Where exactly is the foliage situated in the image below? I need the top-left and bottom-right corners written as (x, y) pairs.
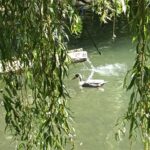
top-left (1, 0), bottom-right (150, 150)
top-left (92, 0), bottom-right (125, 39)
top-left (0, 0), bottom-right (81, 149)
top-left (115, 0), bottom-right (150, 150)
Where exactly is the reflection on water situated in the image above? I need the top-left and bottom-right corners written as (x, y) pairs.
top-left (94, 63), bottom-right (127, 76)
top-left (83, 62), bottom-right (127, 77)
top-left (84, 56), bottom-right (127, 82)
top-left (86, 57), bottom-right (95, 80)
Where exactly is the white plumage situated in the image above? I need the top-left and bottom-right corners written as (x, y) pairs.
top-left (72, 73), bottom-right (107, 88)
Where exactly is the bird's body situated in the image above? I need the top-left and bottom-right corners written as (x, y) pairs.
top-left (72, 73), bottom-right (107, 88)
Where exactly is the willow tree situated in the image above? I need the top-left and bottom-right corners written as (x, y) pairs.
top-left (0, 0), bottom-right (82, 149)
top-left (117, 0), bottom-right (150, 150)
top-left (1, 0), bottom-right (150, 150)
top-left (85, 1), bottom-right (150, 149)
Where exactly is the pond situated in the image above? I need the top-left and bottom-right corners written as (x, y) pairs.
top-left (67, 23), bottom-right (142, 150)
top-left (0, 23), bottom-right (143, 150)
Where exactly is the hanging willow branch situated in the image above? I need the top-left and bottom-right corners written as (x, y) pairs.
top-left (0, 0), bottom-right (81, 149)
top-left (116, 0), bottom-right (150, 150)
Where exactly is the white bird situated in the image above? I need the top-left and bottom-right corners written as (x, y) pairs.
top-left (72, 73), bottom-right (107, 88)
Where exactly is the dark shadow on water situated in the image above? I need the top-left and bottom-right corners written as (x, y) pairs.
top-left (68, 14), bottom-right (131, 54)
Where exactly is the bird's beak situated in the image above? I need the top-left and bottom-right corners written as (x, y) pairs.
top-left (72, 76), bottom-right (76, 80)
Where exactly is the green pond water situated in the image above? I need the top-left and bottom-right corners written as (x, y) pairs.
top-left (67, 26), bottom-right (143, 150)
top-left (0, 24), bottom-right (143, 150)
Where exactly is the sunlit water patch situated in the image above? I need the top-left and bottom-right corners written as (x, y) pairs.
top-left (94, 63), bottom-right (127, 76)
top-left (82, 62), bottom-right (127, 78)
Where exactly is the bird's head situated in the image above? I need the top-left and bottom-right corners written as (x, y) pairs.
top-left (72, 73), bottom-right (82, 81)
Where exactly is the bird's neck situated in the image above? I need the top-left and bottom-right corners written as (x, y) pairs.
top-left (78, 75), bottom-right (82, 81)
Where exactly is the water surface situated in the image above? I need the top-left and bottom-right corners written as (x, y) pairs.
top-left (0, 24), bottom-right (143, 150)
top-left (67, 34), bottom-right (142, 150)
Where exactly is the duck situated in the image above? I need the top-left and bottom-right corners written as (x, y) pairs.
top-left (72, 73), bottom-right (107, 88)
